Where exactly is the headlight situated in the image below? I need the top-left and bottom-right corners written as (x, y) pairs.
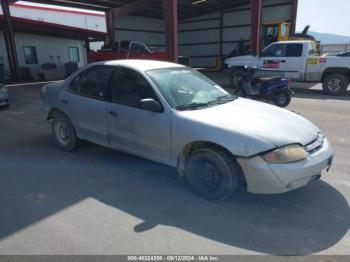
top-left (262, 144), bottom-right (307, 163)
top-left (0, 87), bottom-right (8, 93)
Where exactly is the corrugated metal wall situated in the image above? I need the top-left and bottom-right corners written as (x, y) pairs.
top-left (111, 0), bottom-right (293, 68)
top-left (0, 0), bottom-right (294, 77)
top-left (179, 12), bottom-right (221, 68)
top-left (114, 15), bottom-right (165, 47)
top-left (0, 32), bottom-right (86, 80)
top-left (180, 0), bottom-right (293, 67)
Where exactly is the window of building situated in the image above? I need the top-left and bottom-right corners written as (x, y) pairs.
top-left (23, 46), bottom-right (38, 64)
top-left (69, 47), bottom-right (80, 62)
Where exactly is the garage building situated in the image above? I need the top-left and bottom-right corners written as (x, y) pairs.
top-left (0, 3), bottom-right (107, 81)
top-left (1, 0), bottom-right (298, 80)
top-left (0, 16), bottom-right (106, 80)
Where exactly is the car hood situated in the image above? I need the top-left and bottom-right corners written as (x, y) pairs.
top-left (179, 98), bottom-right (319, 148)
top-left (225, 55), bottom-right (258, 66)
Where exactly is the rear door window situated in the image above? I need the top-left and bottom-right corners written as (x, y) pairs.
top-left (286, 44), bottom-right (303, 57)
top-left (68, 66), bottom-right (115, 100)
top-left (120, 41), bottom-right (130, 52)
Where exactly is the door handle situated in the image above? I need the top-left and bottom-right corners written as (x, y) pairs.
top-left (109, 111), bottom-right (118, 117)
top-left (61, 99), bottom-right (69, 105)
top-left (280, 60), bottom-right (286, 63)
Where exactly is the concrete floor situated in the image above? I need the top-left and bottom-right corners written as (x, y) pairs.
top-left (0, 81), bottom-right (349, 255)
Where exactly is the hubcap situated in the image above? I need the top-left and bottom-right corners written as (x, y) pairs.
top-left (328, 78), bottom-right (343, 91)
top-left (55, 121), bottom-right (70, 145)
top-left (196, 161), bottom-right (222, 191)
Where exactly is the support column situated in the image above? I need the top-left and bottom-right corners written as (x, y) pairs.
top-left (250, 0), bottom-right (262, 54)
top-left (290, 0), bottom-right (298, 34)
top-left (163, 0), bottom-right (178, 63)
top-left (1, 0), bottom-right (19, 80)
top-left (106, 10), bottom-right (115, 49)
top-left (219, 11), bottom-right (224, 57)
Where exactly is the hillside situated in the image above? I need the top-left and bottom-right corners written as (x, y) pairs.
top-left (309, 31), bottom-right (350, 44)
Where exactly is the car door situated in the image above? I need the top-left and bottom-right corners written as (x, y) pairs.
top-left (258, 42), bottom-right (305, 80)
top-left (106, 66), bottom-right (171, 164)
top-left (61, 65), bottom-right (115, 147)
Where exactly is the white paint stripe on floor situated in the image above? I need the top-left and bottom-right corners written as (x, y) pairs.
top-left (6, 81), bottom-right (61, 87)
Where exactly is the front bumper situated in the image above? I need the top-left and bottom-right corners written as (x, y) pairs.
top-left (237, 138), bottom-right (334, 194)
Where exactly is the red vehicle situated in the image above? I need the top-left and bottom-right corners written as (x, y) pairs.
top-left (88, 40), bottom-right (189, 64)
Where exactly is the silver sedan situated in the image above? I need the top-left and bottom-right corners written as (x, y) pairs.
top-left (41, 60), bottom-right (334, 200)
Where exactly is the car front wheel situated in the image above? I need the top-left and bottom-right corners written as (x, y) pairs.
top-left (186, 147), bottom-right (241, 201)
top-left (52, 112), bottom-right (78, 151)
top-left (230, 70), bottom-right (247, 89)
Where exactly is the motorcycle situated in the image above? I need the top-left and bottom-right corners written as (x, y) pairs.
top-left (231, 66), bottom-right (294, 108)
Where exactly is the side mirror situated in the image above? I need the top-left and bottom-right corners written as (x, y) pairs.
top-left (138, 98), bottom-right (163, 113)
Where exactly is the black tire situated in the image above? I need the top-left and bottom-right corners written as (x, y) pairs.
top-left (52, 112), bottom-right (78, 151)
top-left (323, 73), bottom-right (349, 96)
top-left (186, 146), bottom-right (241, 201)
top-left (230, 70), bottom-right (246, 89)
top-left (272, 91), bottom-right (291, 108)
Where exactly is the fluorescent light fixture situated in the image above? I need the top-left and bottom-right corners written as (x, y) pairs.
top-left (192, 0), bottom-right (207, 5)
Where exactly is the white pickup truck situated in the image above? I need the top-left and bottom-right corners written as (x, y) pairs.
top-left (225, 40), bottom-right (350, 95)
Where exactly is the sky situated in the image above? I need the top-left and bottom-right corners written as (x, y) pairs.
top-left (296, 0), bottom-right (350, 36)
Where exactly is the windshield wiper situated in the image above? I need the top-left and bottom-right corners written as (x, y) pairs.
top-left (176, 102), bottom-right (210, 111)
top-left (176, 96), bottom-right (236, 111)
top-left (208, 95), bottom-right (236, 105)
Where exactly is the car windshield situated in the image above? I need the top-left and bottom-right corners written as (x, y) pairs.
top-left (147, 68), bottom-right (236, 111)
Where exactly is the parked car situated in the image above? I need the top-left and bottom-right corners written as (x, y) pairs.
top-left (41, 60), bottom-right (334, 200)
top-left (88, 40), bottom-right (190, 66)
top-left (225, 40), bottom-right (350, 95)
top-left (0, 84), bottom-right (9, 107)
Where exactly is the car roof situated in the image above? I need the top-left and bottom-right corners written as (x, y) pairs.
top-left (99, 59), bottom-right (185, 72)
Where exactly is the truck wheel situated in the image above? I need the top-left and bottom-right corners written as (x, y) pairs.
top-left (323, 73), bottom-right (349, 95)
top-left (272, 91), bottom-right (291, 108)
top-left (186, 146), bottom-right (240, 201)
top-left (230, 71), bottom-right (245, 89)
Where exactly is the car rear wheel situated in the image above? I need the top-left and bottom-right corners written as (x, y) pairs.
top-left (323, 73), bottom-right (349, 96)
top-left (186, 147), bottom-right (240, 201)
top-left (52, 112), bottom-right (78, 151)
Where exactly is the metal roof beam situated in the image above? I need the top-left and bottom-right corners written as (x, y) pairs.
top-left (12, 0), bottom-right (113, 11)
top-left (111, 0), bottom-right (161, 16)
